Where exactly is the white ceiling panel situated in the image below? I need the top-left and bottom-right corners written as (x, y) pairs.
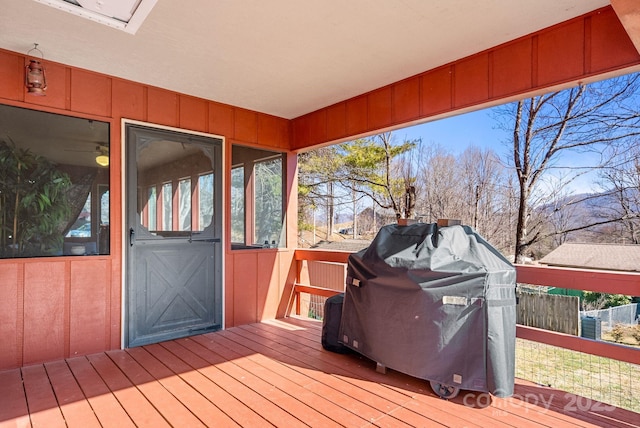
top-left (0, 0), bottom-right (610, 118)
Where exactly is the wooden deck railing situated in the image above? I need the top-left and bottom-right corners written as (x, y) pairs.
top-left (287, 249), bottom-right (350, 316)
top-left (290, 248), bottom-right (640, 365)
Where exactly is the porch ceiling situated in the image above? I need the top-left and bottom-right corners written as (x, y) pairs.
top-left (0, 0), bottom-right (609, 119)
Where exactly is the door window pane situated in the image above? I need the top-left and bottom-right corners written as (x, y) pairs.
top-left (135, 135), bottom-right (218, 239)
top-left (199, 173), bottom-right (214, 231)
top-left (162, 182), bottom-right (172, 231)
top-left (178, 178), bottom-right (191, 231)
top-left (147, 186), bottom-right (156, 230)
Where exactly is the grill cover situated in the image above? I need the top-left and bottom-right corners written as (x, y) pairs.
top-left (339, 223), bottom-right (516, 397)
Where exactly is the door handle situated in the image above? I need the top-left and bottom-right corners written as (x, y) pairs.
top-left (129, 227), bottom-right (135, 246)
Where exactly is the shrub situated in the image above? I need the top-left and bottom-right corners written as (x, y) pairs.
top-left (610, 323), bottom-right (625, 343)
top-left (632, 324), bottom-right (640, 345)
top-left (582, 292), bottom-right (631, 310)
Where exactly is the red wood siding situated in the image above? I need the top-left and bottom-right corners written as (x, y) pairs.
top-left (536, 20), bottom-right (585, 86)
top-left (422, 65), bottom-right (453, 116)
top-left (0, 46), bottom-right (291, 370)
top-left (225, 250), bottom-right (296, 327)
top-left (326, 102), bottom-right (347, 141)
top-left (392, 76), bottom-right (421, 123)
top-left (22, 262), bottom-right (67, 366)
top-left (112, 79), bottom-right (146, 120)
top-left (70, 69), bottom-right (112, 116)
top-left (209, 102), bottom-right (235, 139)
top-left (256, 252), bottom-right (280, 321)
top-left (147, 86), bottom-right (179, 126)
top-left (346, 95), bottom-right (368, 137)
top-left (0, 263), bottom-right (21, 369)
top-left (0, 50), bottom-right (23, 100)
top-left (231, 252), bottom-right (258, 327)
top-left (0, 259), bottom-right (116, 368)
top-left (258, 113), bottom-right (290, 150)
top-left (592, 7), bottom-right (640, 72)
top-left (69, 259), bottom-right (111, 357)
top-left (367, 87), bottom-right (392, 130)
top-left (291, 6), bottom-right (640, 150)
top-left (234, 108), bottom-right (258, 144)
top-left (454, 54), bottom-right (490, 107)
top-left (179, 95), bottom-right (208, 132)
top-left (28, 61), bottom-right (69, 110)
top-left (491, 38), bottom-right (533, 97)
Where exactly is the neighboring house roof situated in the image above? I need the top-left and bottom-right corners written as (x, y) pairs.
top-left (539, 243), bottom-right (640, 272)
top-left (311, 239), bottom-right (370, 253)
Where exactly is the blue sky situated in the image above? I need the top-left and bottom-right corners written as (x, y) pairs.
top-left (397, 109), bottom-right (509, 156)
top-left (392, 107), bottom-right (602, 194)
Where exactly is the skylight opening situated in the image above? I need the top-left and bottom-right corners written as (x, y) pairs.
top-left (33, 0), bottom-right (157, 34)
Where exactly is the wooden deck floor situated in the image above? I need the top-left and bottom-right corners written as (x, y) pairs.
top-left (1, 317), bottom-right (638, 428)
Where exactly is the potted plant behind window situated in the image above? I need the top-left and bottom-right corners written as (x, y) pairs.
top-left (0, 139), bottom-right (71, 257)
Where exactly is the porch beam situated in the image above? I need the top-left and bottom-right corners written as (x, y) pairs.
top-left (611, 0), bottom-right (640, 55)
top-left (291, 6), bottom-right (640, 151)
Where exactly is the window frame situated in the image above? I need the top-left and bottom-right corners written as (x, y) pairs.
top-left (230, 145), bottom-right (286, 250)
top-left (0, 104), bottom-right (111, 258)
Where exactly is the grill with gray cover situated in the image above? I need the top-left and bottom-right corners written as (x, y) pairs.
top-left (339, 222), bottom-right (516, 398)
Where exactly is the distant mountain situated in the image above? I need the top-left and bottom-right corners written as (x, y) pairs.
top-left (537, 189), bottom-right (637, 243)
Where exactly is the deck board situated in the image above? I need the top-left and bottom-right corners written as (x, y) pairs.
top-left (0, 369), bottom-right (30, 428)
top-left (43, 360), bottom-right (102, 428)
top-left (1, 316), bottom-right (638, 428)
top-left (162, 339), bottom-right (328, 427)
top-left (87, 352), bottom-right (172, 427)
top-left (222, 327), bottom-right (411, 419)
top-left (187, 335), bottom-right (369, 427)
top-left (65, 356), bottom-right (137, 428)
top-left (154, 340), bottom-right (305, 427)
top-left (125, 346), bottom-right (251, 427)
top-left (106, 349), bottom-right (207, 428)
top-left (235, 322), bottom-right (506, 428)
top-left (21, 365), bottom-right (67, 428)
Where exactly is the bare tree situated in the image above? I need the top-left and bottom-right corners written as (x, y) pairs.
top-left (416, 144), bottom-right (463, 222)
top-left (544, 177), bottom-right (580, 248)
top-left (497, 74), bottom-right (640, 262)
top-left (596, 144), bottom-right (640, 244)
top-left (458, 146), bottom-right (505, 235)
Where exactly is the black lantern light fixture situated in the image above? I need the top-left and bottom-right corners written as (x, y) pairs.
top-left (25, 43), bottom-right (47, 96)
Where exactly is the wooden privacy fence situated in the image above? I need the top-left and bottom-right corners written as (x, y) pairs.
top-left (516, 291), bottom-right (580, 335)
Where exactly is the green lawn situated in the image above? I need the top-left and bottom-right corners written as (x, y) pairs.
top-left (516, 338), bottom-right (640, 412)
